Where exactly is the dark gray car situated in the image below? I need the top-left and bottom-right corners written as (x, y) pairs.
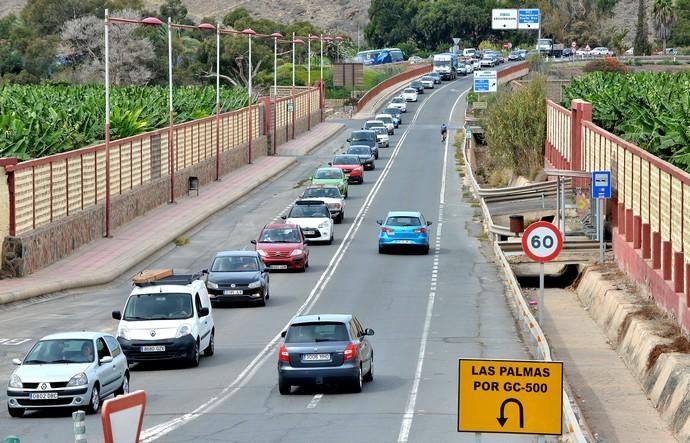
top-left (206, 251), bottom-right (270, 306)
top-left (347, 145), bottom-right (375, 170)
top-left (277, 314), bottom-right (374, 394)
top-left (347, 130), bottom-right (379, 159)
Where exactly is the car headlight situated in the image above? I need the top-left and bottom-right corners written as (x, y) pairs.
top-left (332, 203), bottom-right (342, 209)
top-left (118, 325), bottom-right (130, 340)
top-left (67, 372), bottom-right (88, 387)
top-left (8, 373), bottom-right (22, 388)
top-left (248, 280), bottom-right (262, 289)
top-left (256, 249), bottom-right (267, 257)
top-left (290, 249), bottom-right (303, 256)
top-left (318, 222), bottom-right (329, 229)
top-left (206, 281), bottom-right (219, 289)
top-left (176, 324), bottom-right (191, 338)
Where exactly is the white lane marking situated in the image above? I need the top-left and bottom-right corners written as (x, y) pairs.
top-left (140, 83), bottom-right (449, 443)
top-left (307, 394), bottom-right (324, 409)
top-left (397, 86), bottom-right (470, 443)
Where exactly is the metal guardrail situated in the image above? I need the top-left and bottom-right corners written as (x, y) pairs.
top-left (463, 135), bottom-right (590, 442)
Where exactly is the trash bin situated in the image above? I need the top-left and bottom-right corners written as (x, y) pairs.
top-left (509, 215), bottom-right (525, 234)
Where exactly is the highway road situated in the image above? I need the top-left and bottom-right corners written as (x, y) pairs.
top-left (0, 69), bottom-right (533, 442)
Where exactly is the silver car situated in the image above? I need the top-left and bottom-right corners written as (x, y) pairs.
top-left (7, 332), bottom-right (129, 417)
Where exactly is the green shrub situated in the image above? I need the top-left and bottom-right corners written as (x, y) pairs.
top-left (483, 75), bottom-right (546, 179)
top-left (582, 57), bottom-right (630, 73)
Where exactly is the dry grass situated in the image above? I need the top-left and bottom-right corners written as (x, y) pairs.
top-left (174, 235), bottom-right (190, 247)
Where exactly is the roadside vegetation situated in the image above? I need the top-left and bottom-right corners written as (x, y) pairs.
top-left (481, 76), bottom-right (547, 181)
top-left (562, 71), bottom-right (690, 172)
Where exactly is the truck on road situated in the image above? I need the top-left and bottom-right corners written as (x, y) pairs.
top-left (432, 53), bottom-right (457, 80)
top-left (537, 38), bottom-right (564, 57)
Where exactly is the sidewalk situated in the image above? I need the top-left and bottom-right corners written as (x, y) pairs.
top-left (543, 288), bottom-right (674, 442)
top-left (0, 122), bottom-right (344, 305)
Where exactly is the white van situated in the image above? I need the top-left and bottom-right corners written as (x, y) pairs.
top-left (112, 270), bottom-right (215, 367)
top-left (463, 48), bottom-right (477, 58)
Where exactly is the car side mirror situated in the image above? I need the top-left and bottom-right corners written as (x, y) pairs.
top-left (328, 162), bottom-right (332, 166)
top-left (280, 330), bottom-right (287, 338)
top-left (281, 215), bottom-right (287, 220)
top-left (250, 240), bottom-right (257, 245)
top-left (365, 328), bottom-right (375, 336)
top-left (376, 220), bottom-right (382, 225)
top-left (12, 358), bottom-right (22, 366)
top-left (99, 356), bottom-right (113, 365)
top-left (201, 269), bottom-right (208, 274)
top-left (346, 138), bottom-right (351, 142)
top-left (426, 221), bottom-right (432, 226)
top-left (112, 310), bottom-right (122, 320)
top-left (199, 307), bottom-right (210, 317)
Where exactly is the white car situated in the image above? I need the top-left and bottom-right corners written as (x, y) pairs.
top-left (480, 56), bottom-right (496, 67)
top-left (299, 185), bottom-right (345, 223)
top-left (420, 76), bottom-right (435, 89)
top-left (590, 47), bottom-right (611, 56)
top-left (284, 200), bottom-right (334, 244)
top-left (401, 88), bottom-right (418, 102)
top-left (374, 114), bottom-right (395, 134)
top-left (576, 48), bottom-right (591, 56)
top-left (112, 271), bottom-right (215, 367)
top-left (388, 96), bottom-right (407, 112)
top-left (371, 126), bottom-right (390, 148)
top-left (7, 332), bottom-right (130, 417)
top-left (472, 59), bottom-right (481, 70)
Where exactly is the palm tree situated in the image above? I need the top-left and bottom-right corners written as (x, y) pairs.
top-left (653, 0), bottom-right (677, 53)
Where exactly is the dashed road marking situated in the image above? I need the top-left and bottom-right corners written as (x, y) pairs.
top-left (307, 393), bottom-right (324, 409)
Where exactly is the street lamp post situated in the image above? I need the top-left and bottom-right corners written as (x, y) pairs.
top-left (167, 17), bottom-right (174, 202)
top-left (242, 28), bottom-right (257, 163)
top-left (104, 10), bottom-right (163, 237)
top-left (271, 32), bottom-right (282, 96)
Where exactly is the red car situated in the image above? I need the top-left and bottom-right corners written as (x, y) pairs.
top-left (329, 154), bottom-right (364, 184)
top-left (252, 223), bottom-right (310, 271)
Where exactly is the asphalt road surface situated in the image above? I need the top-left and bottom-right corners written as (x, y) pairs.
top-left (0, 69), bottom-right (534, 442)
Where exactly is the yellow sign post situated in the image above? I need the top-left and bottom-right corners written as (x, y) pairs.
top-left (457, 359), bottom-right (563, 435)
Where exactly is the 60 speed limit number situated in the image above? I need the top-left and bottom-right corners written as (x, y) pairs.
top-left (521, 221), bottom-right (563, 263)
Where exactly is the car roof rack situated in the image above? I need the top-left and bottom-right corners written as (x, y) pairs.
top-left (131, 269), bottom-right (203, 287)
top-left (294, 199), bottom-right (326, 206)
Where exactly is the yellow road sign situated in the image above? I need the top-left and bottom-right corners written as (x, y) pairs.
top-left (457, 359), bottom-right (563, 435)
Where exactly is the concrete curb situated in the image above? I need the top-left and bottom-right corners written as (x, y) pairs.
top-left (575, 267), bottom-right (690, 442)
top-left (0, 157), bottom-right (297, 306)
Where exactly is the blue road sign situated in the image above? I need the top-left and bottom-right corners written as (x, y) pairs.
top-left (474, 79), bottom-right (489, 93)
top-left (518, 9), bottom-right (540, 29)
top-left (591, 170), bottom-right (611, 199)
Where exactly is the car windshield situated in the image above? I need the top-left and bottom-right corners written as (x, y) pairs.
top-left (285, 322), bottom-right (349, 343)
top-left (404, 89), bottom-right (416, 94)
top-left (378, 116), bottom-right (392, 123)
top-left (288, 205), bottom-right (330, 218)
top-left (386, 216), bottom-right (422, 227)
top-left (333, 155), bottom-right (359, 165)
top-left (314, 169), bottom-right (342, 179)
top-left (365, 121), bottom-right (383, 129)
top-left (348, 147), bottom-right (370, 155)
top-left (422, 77), bottom-right (432, 81)
top-left (211, 256), bottom-right (259, 272)
top-left (259, 228), bottom-right (300, 243)
top-left (392, 98), bottom-right (405, 103)
top-left (303, 187), bottom-right (341, 199)
top-left (350, 131), bottom-right (374, 142)
top-left (124, 293), bottom-right (193, 321)
top-left (373, 127), bottom-right (386, 134)
top-left (384, 108), bottom-right (398, 115)
top-left (23, 339), bottom-right (95, 365)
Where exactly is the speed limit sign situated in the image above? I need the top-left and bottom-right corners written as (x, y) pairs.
top-left (522, 221), bottom-right (563, 263)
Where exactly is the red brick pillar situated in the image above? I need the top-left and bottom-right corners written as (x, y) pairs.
top-left (642, 223), bottom-right (651, 258)
top-left (663, 241), bottom-right (673, 280)
top-left (674, 252), bottom-right (684, 293)
top-left (633, 215), bottom-right (642, 249)
top-left (570, 100), bottom-right (592, 187)
top-left (652, 232), bottom-right (662, 269)
top-left (618, 203), bottom-right (627, 235)
top-left (625, 209), bottom-right (634, 242)
top-left (611, 197), bottom-right (618, 227)
top-left (686, 263), bottom-right (690, 305)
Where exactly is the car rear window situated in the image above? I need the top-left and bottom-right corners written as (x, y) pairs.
top-left (351, 131), bottom-right (375, 141)
top-left (348, 146), bottom-right (370, 155)
top-left (333, 155), bottom-right (358, 164)
top-left (386, 216), bottom-right (421, 226)
top-left (314, 169), bottom-right (342, 179)
top-left (286, 322), bottom-right (350, 343)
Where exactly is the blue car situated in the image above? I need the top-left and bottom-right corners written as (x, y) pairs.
top-left (377, 211), bottom-right (432, 254)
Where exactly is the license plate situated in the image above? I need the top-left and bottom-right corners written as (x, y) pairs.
top-left (223, 289), bottom-right (243, 295)
top-left (29, 392), bottom-right (58, 400)
top-left (304, 230), bottom-right (315, 235)
top-left (396, 240), bottom-right (413, 244)
top-left (271, 265), bottom-right (288, 269)
top-left (303, 353), bottom-right (331, 361)
top-left (141, 345), bottom-right (165, 352)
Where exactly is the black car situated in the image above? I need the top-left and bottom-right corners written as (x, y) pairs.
top-left (410, 80), bottom-right (424, 94)
top-left (205, 251), bottom-right (270, 306)
top-left (347, 130), bottom-right (379, 159)
top-left (383, 107), bottom-right (403, 125)
top-left (277, 313), bottom-right (374, 394)
top-left (346, 145), bottom-right (375, 170)
top-left (428, 72), bottom-right (442, 83)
